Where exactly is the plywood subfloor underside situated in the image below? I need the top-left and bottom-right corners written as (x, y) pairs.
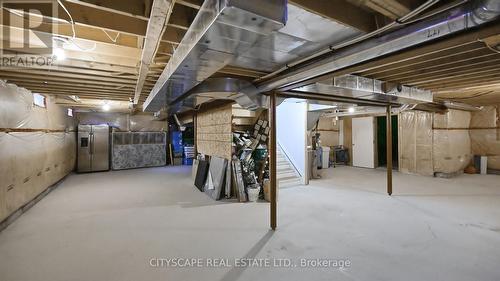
top-left (0, 166), bottom-right (499, 281)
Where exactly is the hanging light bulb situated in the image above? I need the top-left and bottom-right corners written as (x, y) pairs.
top-left (102, 101), bottom-right (110, 111)
top-left (53, 47), bottom-right (66, 61)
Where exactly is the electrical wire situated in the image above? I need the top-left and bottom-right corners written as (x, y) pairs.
top-left (102, 29), bottom-right (120, 43)
top-left (56, 0), bottom-right (96, 52)
top-left (479, 39), bottom-right (500, 54)
top-left (57, 0), bottom-right (76, 40)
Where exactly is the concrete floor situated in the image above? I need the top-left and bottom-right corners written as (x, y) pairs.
top-left (1, 166), bottom-right (500, 281)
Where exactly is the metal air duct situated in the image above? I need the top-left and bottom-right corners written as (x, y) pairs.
top-left (167, 77), bottom-right (264, 113)
top-left (257, 0), bottom-right (500, 93)
top-left (142, 0), bottom-right (287, 112)
top-left (292, 75), bottom-right (433, 104)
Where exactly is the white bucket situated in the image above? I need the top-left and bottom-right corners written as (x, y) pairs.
top-left (247, 187), bottom-right (260, 202)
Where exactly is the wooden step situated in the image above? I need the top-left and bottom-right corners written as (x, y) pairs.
top-left (277, 171), bottom-right (298, 181)
top-left (278, 178), bottom-right (302, 188)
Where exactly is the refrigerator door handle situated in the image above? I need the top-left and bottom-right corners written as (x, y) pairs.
top-left (90, 132), bottom-right (95, 155)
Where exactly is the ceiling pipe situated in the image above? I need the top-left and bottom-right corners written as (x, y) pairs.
top-left (257, 0), bottom-right (500, 93)
top-left (443, 101), bottom-right (483, 111)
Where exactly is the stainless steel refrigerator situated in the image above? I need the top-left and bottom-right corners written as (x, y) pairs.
top-left (77, 124), bottom-right (110, 172)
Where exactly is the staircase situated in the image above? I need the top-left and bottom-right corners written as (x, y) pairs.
top-left (276, 148), bottom-right (302, 188)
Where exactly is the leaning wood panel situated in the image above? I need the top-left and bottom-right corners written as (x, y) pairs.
top-left (196, 104), bottom-right (233, 160)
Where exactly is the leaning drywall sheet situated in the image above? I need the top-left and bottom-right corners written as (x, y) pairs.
top-left (470, 105), bottom-right (500, 170)
top-left (0, 81), bottom-right (76, 222)
top-left (433, 109), bottom-right (471, 174)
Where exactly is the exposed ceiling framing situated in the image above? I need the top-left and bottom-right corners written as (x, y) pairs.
top-left (344, 24), bottom-right (500, 105)
top-left (3, 0), bottom-right (496, 110)
top-left (0, 0), bottom-right (201, 104)
top-left (134, 0), bottom-right (175, 104)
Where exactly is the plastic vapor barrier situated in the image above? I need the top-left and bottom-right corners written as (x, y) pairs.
top-left (399, 109), bottom-right (475, 176)
top-left (470, 105), bottom-right (500, 170)
top-left (317, 117), bottom-right (340, 147)
top-left (433, 109), bottom-right (472, 174)
top-left (0, 81), bottom-right (76, 222)
top-left (77, 112), bottom-right (166, 132)
top-left (398, 111), bottom-right (433, 176)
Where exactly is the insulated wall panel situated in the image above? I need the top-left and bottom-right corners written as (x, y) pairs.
top-left (433, 110), bottom-right (471, 174)
top-left (0, 81), bottom-right (76, 222)
top-left (470, 105), bottom-right (500, 170)
top-left (399, 111), bottom-right (433, 176)
top-left (317, 117), bottom-right (340, 147)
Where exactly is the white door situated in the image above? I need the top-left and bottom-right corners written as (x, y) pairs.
top-left (352, 117), bottom-right (375, 168)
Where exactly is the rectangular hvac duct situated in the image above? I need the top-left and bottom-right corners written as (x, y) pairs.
top-left (142, 0), bottom-right (287, 112)
top-left (258, 0), bottom-right (500, 93)
top-left (292, 75), bottom-right (433, 104)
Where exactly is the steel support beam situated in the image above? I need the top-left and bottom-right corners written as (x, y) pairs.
top-left (386, 105), bottom-right (393, 196)
top-left (269, 92), bottom-right (278, 230)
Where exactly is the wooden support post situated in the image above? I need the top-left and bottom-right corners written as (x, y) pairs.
top-left (386, 105), bottom-right (393, 196)
top-left (269, 92), bottom-right (277, 230)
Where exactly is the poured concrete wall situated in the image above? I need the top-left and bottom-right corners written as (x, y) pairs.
top-left (0, 81), bottom-right (75, 222)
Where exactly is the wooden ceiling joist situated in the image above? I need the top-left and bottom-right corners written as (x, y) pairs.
top-left (1, 69), bottom-right (139, 84)
top-left (355, 0), bottom-right (410, 20)
top-left (1, 72), bottom-right (136, 88)
top-left (5, 80), bottom-right (134, 91)
top-left (289, 0), bottom-right (378, 33)
top-left (367, 48), bottom-right (496, 80)
top-left (135, 0), bottom-right (175, 104)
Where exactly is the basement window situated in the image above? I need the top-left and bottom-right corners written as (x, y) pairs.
top-left (67, 108), bottom-right (73, 117)
top-left (33, 93), bottom-right (46, 108)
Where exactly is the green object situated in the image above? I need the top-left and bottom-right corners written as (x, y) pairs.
top-left (253, 148), bottom-right (268, 161)
top-left (377, 115), bottom-right (398, 167)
